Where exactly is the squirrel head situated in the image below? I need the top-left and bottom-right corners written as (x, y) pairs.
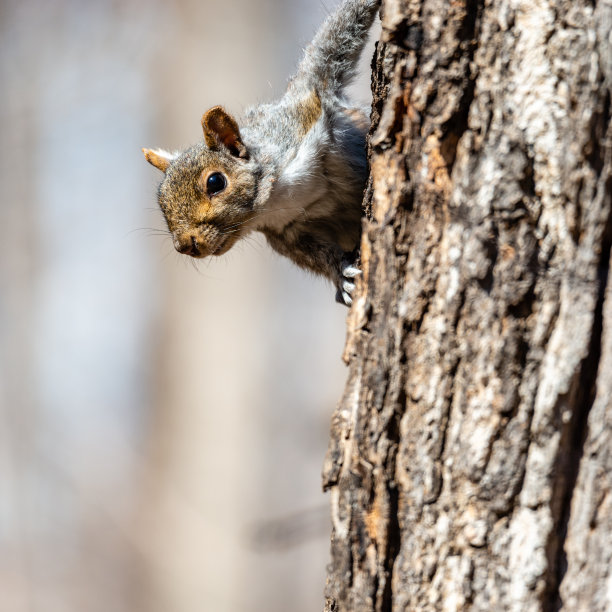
top-left (143, 106), bottom-right (257, 258)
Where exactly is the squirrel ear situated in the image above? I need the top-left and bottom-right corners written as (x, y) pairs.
top-left (142, 148), bottom-right (176, 172)
top-left (202, 106), bottom-right (248, 159)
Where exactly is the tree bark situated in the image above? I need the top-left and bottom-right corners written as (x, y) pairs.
top-left (323, 0), bottom-right (612, 610)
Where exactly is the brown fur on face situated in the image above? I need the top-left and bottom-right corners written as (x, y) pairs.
top-left (157, 143), bottom-right (258, 258)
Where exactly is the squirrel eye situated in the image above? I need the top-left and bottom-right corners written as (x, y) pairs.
top-left (206, 172), bottom-right (227, 195)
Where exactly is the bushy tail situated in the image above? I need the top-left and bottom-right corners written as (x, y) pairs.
top-left (293, 0), bottom-right (380, 95)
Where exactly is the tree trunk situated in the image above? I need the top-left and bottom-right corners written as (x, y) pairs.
top-left (323, 0), bottom-right (612, 610)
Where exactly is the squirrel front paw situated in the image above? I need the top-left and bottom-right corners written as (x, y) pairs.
top-left (335, 259), bottom-right (361, 306)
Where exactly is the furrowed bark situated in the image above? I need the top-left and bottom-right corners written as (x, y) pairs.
top-left (323, 0), bottom-right (612, 610)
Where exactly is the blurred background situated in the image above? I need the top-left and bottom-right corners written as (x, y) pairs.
top-left (0, 0), bottom-right (376, 610)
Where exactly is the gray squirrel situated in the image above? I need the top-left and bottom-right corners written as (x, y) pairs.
top-left (143, 0), bottom-right (381, 305)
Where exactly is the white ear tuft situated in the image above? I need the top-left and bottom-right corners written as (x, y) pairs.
top-left (153, 149), bottom-right (178, 160)
top-left (142, 148), bottom-right (178, 172)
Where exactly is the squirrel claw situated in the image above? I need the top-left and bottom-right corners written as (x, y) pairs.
top-left (342, 265), bottom-right (361, 279)
top-left (336, 288), bottom-right (353, 306)
top-left (336, 259), bottom-right (361, 306)
top-left (343, 279), bottom-right (355, 294)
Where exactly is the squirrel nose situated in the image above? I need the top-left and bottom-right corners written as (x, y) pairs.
top-left (174, 235), bottom-right (201, 257)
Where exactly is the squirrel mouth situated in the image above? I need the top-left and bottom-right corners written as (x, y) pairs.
top-left (174, 232), bottom-right (223, 258)
top-left (173, 225), bottom-right (239, 258)
top-left (212, 235), bottom-right (233, 256)
top-left (189, 225), bottom-right (228, 257)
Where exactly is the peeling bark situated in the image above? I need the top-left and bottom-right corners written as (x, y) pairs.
top-left (323, 0), bottom-right (612, 610)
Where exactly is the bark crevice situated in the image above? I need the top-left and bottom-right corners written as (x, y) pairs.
top-left (552, 122), bottom-right (612, 610)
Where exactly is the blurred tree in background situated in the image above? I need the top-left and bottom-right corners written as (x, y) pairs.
top-left (0, 1), bottom-right (369, 611)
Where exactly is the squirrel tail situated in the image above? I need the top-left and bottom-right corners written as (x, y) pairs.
top-left (293, 0), bottom-right (380, 95)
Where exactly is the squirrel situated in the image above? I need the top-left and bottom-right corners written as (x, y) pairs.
top-left (143, 0), bottom-right (381, 306)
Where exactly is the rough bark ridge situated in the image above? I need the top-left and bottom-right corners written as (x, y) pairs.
top-left (323, 0), bottom-right (612, 610)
